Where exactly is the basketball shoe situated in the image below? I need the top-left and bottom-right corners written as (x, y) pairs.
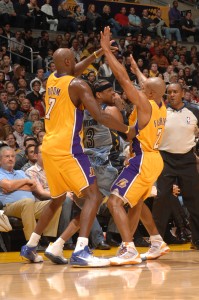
top-left (44, 242), bottom-right (68, 264)
top-left (109, 242), bottom-right (142, 266)
top-left (20, 245), bottom-right (43, 263)
top-left (70, 246), bottom-right (110, 267)
top-left (140, 241), bottom-right (170, 261)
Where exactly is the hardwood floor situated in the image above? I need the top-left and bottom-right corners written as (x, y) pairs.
top-left (0, 244), bottom-right (199, 300)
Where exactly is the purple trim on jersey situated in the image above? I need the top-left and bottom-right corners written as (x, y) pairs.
top-left (72, 108), bottom-right (84, 155)
top-left (111, 154), bottom-right (142, 197)
top-left (54, 73), bottom-right (67, 78)
top-left (72, 109), bottom-right (96, 185)
top-left (135, 121), bottom-right (139, 134)
top-left (74, 153), bottom-right (96, 186)
top-left (131, 121), bottom-right (142, 155)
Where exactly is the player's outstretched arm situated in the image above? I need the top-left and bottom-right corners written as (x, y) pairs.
top-left (74, 43), bottom-right (118, 77)
top-left (70, 78), bottom-right (134, 140)
top-left (100, 27), bottom-right (141, 107)
top-left (130, 54), bottom-right (147, 89)
top-left (74, 48), bottom-right (103, 77)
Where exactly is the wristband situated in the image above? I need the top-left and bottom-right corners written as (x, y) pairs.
top-left (93, 51), bottom-right (98, 59)
top-left (125, 126), bottom-right (130, 134)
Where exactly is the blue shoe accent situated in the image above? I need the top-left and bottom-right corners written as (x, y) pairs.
top-left (70, 246), bottom-right (92, 266)
top-left (20, 245), bottom-right (43, 263)
top-left (70, 246), bottom-right (110, 267)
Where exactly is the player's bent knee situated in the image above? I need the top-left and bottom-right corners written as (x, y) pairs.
top-left (107, 195), bottom-right (123, 212)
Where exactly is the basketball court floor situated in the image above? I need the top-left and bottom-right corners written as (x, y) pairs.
top-left (0, 244), bottom-right (198, 300)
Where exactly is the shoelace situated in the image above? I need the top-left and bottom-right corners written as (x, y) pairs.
top-left (117, 245), bottom-right (127, 256)
top-left (148, 244), bottom-right (160, 253)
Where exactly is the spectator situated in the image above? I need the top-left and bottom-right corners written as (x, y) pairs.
top-left (0, 90), bottom-right (8, 110)
top-left (58, 2), bottom-right (78, 32)
top-left (189, 57), bottom-right (198, 74)
top-left (169, 0), bottom-right (181, 28)
top-left (163, 65), bottom-right (175, 84)
top-left (128, 7), bottom-right (142, 36)
top-left (52, 34), bottom-right (63, 51)
top-left (1, 54), bottom-right (13, 81)
top-left (0, 112), bottom-right (11, 140)
top-left (5, 98), bottom-right (24, 126)
top-left (21, 143), bottom-right (37, 171)
top-left (98, 56), bottom-right (112, 78)
top-left (184, 67), bottom-right (193, 87)
top-left (44, 61), bottom-right (55, 78)
top-left (178, 54), bottom-right (189, 70)
top-left (15, 88), bottom-right (27, 104)
top-left (19, 98), bottom-right (32, 121)
top-left (151, 47), bottom-right (169, 73)
top-left (154, 9), bottom-right (182, 41)
top-left (27, 0), bottom-right (47, 29)
top-left (24, 109), bottom-right (40, 136)
top-left (27, 80), bottom-right (45, 118)
top-left (190, 86), bottom-right (199, 104)
top-left (0, 70), bottom-right (6, 90)
top-left (86, 3), bottom-right (102, 32)
top-left (14, 0), bottom-right (34, 29)
top-left (180, 11), bottom-right (199, 42)
top-left (114, 7), bottom-right (131, 35)
top-left (74, 5), bottom-right (87, 32)
top-left (13, 118), bottom-right (27, 150)
top-left (5, 133), bottom-right (20, 152)
top-left (37, 30), bottom-right (52, 60)
top-left (141, 9), bottom-right (157, 38)
top-left (0, 146), bottom-right (62, 246)
top-left (32, 120), bottom-right (44, 138)
top-left (70, 38), bottom-right (82, 63)
top-left (11, 66), bottom-right (28, 91)
top-left (41, 0), bottom-right (58, 32)
top-left (101, 4), bottom-right (121, 37)
top-left (14, 136), bottom-right (37, 170)
top-left (149, 62), bottom-right (159, 77)
top-left (0, 0), bottom-right (16, 26)
top-left (37, 130), bottom-right (45, 143)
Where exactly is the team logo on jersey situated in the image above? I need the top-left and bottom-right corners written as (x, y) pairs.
top-left (115, 178), bottom-right (129, 188)
top-left (187, 117), bottom-right (190, 124)
top-left (89, 167), bottom-right (95, 177)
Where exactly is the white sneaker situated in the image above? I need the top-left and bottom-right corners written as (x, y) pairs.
top-left (109, 243), bottom-right (142, 266)
top-left (44, 242), bottom-right (68, 264)
top-left (70, 246), bottom-right (110, 267)
top-left (140, 241), bottom-right (170, 261)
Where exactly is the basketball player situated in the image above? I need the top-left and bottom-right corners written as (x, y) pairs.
top-left (42, 80), bottom-right (125, 264)
top-left (20, 48), bottom-right (134, 267)
top-left (100, 27), bottom-right (169, 265)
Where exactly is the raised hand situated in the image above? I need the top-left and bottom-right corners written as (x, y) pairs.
top-left (100, 26), bottom-right (111, 52)
top-left (129, 54), bottom-right (138, 74)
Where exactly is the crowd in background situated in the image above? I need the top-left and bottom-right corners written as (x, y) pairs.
top-left (0, 0), bottom-right (198, 250)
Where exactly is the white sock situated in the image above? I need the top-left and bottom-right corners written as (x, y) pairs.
top-left (150, 234), bottom-right (163, 246)
top-left (74, 237), bottom-right (88, 252)
top-left (27, 232), bottom-right (41, 247)
top-left (122, 241), bottom-right (136, 251)
top-left (53, 237), bottom-right (65, 248)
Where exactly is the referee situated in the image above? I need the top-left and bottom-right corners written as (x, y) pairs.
top-left (153, 83), bottom-right (199, 249)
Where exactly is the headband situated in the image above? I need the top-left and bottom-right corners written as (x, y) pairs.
top-left (95, 82), bottom-right (112, 93)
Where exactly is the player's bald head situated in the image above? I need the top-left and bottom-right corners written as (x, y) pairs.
top-left (53, 48), bottom-right (75, 74)
top-left (144, 77), bottom-right (166, 97)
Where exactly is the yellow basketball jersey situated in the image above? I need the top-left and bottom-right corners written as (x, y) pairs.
top-left (129, 100), bottom-right (167, 154)
top-left (42, 73), bottom-right (84, 156)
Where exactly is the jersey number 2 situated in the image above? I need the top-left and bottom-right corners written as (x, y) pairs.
top-left (45, 98), bottom-right (56, 120)
top-left (154, 128), bottom-right (162, 150)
